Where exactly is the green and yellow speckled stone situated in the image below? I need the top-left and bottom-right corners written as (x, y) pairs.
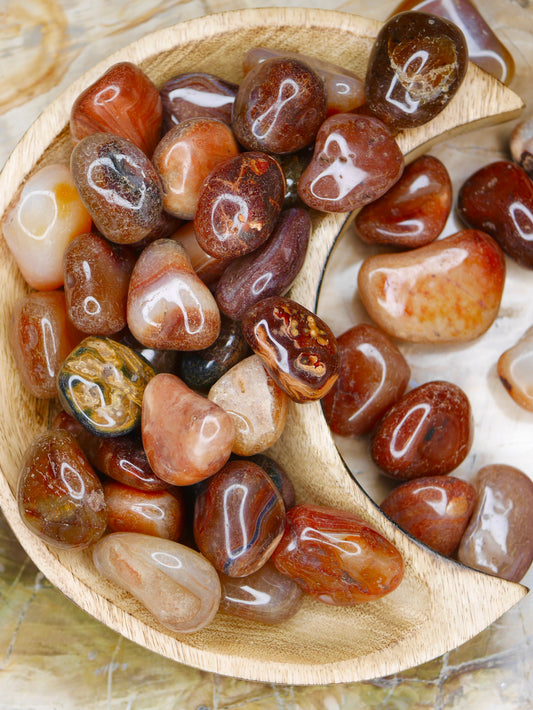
top-left (57, 336), bottom-right (155, 436)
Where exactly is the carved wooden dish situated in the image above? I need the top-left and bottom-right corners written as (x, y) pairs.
top-left (0, 7), bottom-right (527, 685)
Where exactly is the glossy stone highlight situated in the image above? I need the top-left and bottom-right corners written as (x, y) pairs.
top-left (272, 504), bottom-right (404, 605)
top-left (298, 114), bottom-right (404, 213)
top-left (17, 429), bottom-right (107, 549)
top-left (371, 381), bottom-right (473, 480)
top-left (1, 164), bottom-right (92, 290)
top-left (93, 532), bottom-right (221, 633)
top-left (242, 297), bottom-right (340, 403)
top-left (380, 475), bottom-right (476, 556)
top-left (365, 11), bottom-right (468, 130)
top-left (194, 460), bottom-right (285, 577)
top-left (358, 229), bottom-right (505, 343)
top-left (322, 324), bottom-right (410, 437)
top-left (458, 465), bottom-right (533, 582)
top-left (498, 326), bottom-right (533, 412)
top-left (142, 373), bottom-right (235, 486)
top-left (355, 155), bottom-right (452, 248)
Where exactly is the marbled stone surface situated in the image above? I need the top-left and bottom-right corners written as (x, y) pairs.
top-left (1, 0), bottom-right (533, 707)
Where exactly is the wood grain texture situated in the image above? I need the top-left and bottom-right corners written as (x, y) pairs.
top-left (0, 7), bottom-right (527, 685)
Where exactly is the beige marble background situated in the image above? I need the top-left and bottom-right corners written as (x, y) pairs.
top-left (1, 0), bottom-right (533, 707)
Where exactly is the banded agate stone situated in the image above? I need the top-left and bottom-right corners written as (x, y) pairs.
top-left (248, 453), bottom-right (296, 509)
top-left (194, 460), bottom-right (285, 577)
top-left (498, 326), bottom-right (533, 412)
top-left (17, 429), bottom-right (107, 549)
top-left (1, 164), bottom-right (92, 290)
top-left (93, 532), bottom-right (221, 633)
top-left (272, 504), bottom-right (404, 605)
top-left (57, 336), bottom-right (155, 437)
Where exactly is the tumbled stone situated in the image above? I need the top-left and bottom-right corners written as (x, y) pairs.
top-left (1, 164), bottom-right (92, 290)
top-left (498, 326), bottom-right (533, 412)
top-left (194, 460), bottom-right (285, 577)
top-left (63, 232), bottom-right (136, 335)
top-left (104, 480), bottom-right (185, 540)
top-left (355, 155), bottom-right (452, 248)
top-left (358, 229), bottom-right (505, 343)
top-left (510, 116), bottom-right (533, 178)
top-left (208, 355), bottom-right (288, 456)
top-left (57, 336), bottom-right (155, 436)
top-left (242, 297), bottom-right (340, 403)
top-left (219, 561), bottom-right (303, 624)
top-left (93, 532), bottom-right (221, 632)
top-left (371, 380), bottom-right (473, 480)
top-left (17, 429), bottom-right (107, 549)
top-left (272, 504), bottom-right (404, 605)
top-left (153, 117), bottom-right (239, 220)
top-left (70, 61), bottom-right (163, 156)
top-left (9, 291), bottom-right (82, 399)
top-left (232, 57), bottom-right (327, 154)
top-left (194, 152), bottom-right (285, 259)
top-left (215, 208), bottom-right (311, 320)
top-left (458, 161), bottom-right (533, 269)
top-left (248, 453), bottom-right (296, 509)
top-left (322, 323), bottom-right (410, 437)
top-left (298, 114), bottom-right (404, 213)
top-left (380, 475), bottom-right (476, 556)
top-left (171, 221), bottom-right (232, 287)
top-left (142, 372), bottom-right (234, 485)
top-left (243, 47), bottom-right (365, 115)
top-left (457, 464), bottom-right (533, 582)
top-left (365, 11), bottom-right (468, 131)
top-left (70, 132), bottom-right (163, 244)
top-left (390, 0), bottom-right (515, 85)
top-left (160, 72), bottom-right (238, 132)
top-left (127, 238), bottom-right (221, 350)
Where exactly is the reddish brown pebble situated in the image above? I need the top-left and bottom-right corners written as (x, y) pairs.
top-left (498, 326), bottom-right (533, 412)
top-left (355, 155), bottom-right (452, 248)
top-left (298, 114), bottom-right (404, 213)
top-left (248, 453), bottom-right (296, 509)
top-left (242, 297), bottom-right (340, 403)
top-left (194, 460), bottom-right (285, 577)
top-left (194, 152), bottom-right (285, 259)
top-left (380, 475), bottom-right (476, 556)
top-left (272, 504), bottom-right (404, 605)
top-left (365, 11), bottom-right (468, 130)
top-left (70, 62), bottom-right (163, 156)
top-left (458, 161), bottom-right (533, 269)
top-left (358, 229), bottom-right (506, 343)
top-left (142, 373), bottom-right (235, 486)
top-left (17, 429), bottom-right (107, 549)
top-left (322, 324), bottom-right (410, 437)
top-left (232, 57), bottom-right (327, 154)
top-left (458, 464), bottom-right (533, 582)
top-left (371, 380), bottom-right (473, 480)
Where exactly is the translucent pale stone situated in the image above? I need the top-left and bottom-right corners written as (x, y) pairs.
top-left (208, 354), bottom-right (288, 456)
top-left (142, 372), bottom-right (235, 485)
top-left (92, 532), bottom-right (221, 633)
top-left (1, 164), bottom-right (92, 290)
top-left (498, 325), bottom-right (533, 412)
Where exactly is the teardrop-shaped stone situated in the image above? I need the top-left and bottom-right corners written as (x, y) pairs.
top-left (208, 355), bottom-right (288, 456)
top-left (142, 372), bottom-right (235, 485)
top-left (498, 325), bottom-right (533, 412)
top-left (93, 532), bottom-right (221, 632)
top-left (457, 465), bottom-right (533, 582)
top-left (358, 229), bottom-right (505, 343)
top-left (127, 238), bottom-right (221, 350)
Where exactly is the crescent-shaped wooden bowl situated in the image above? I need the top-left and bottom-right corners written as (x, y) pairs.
top-left (0, 6), bottom-right (527, 686)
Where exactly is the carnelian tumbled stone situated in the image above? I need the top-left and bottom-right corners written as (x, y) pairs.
top-left (380, 475), bottom-right (476, 556)
top-left (371, 381), bottom-right (473, 480)
top-left (272, 504), bottom-right (404, 605)
top-left (70, 62), bottom-right (163, 157)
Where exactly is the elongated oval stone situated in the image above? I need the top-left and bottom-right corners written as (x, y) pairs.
top-left (498, 325), bottom-right (533, 412)
top-left (457, 465), bottom-right (533, 582)
top-left (358, 229), bottom-right (505, 343)
top-left (93, 532), bottom-right (221, 633)
top-left (127, 238), bottom-right (221, 350)
top-left (272, 504), bottom-right (404, 605)
top-left (17, 429), bottom-right (107, 549)
top-left (371, 380), bottom-right (473, 480)
top-left (142, 372), bottom-right (235, 485)
top-left (194, 460), bottom-right (285, 577)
